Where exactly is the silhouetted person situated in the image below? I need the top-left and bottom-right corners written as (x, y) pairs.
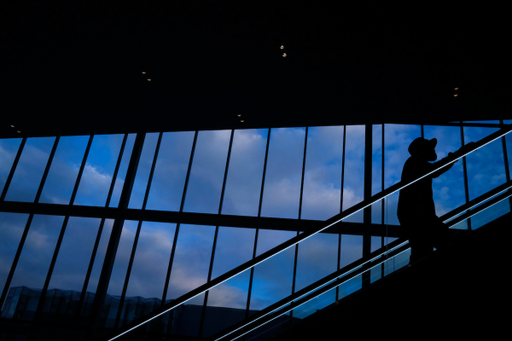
top-left (397, 137), bottom-right (472, 264)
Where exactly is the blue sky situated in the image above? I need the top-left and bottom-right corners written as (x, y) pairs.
top-left (1, 121), bottom-right (511, 324)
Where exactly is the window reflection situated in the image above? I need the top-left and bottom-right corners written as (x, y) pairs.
top-left (464, 126), bottom-right (506, 200)
top-left (0, 138), bottom-right (22, 194)
top-left (7, 215), bottom-right (65, 320)
top-left (0, 212), bottom-right (29, 296)
top-left (166, 224), bottom-right (216, 305)
top-left (5, 137), bottom-right (55, 202)
top-left (342, 125), bottom-right (365, 223)
top-left (261, 128), bottom-right (306, 219)
top-left (39, 136), bottom-right (89, 205)
top-left (183, 130), bottom-right (231, 214)
top-left (295, 232), bottom-right (338, 291)
top-left (74, 134), bottom-right (131, 207)
top-left (250, 229), bottom-right (295, 311)
top-left (222, 129), bottom-right (268, 216)
top-left (301, 126), bottom-right (344, 220)
top-left (128, 133), bottom-right (160, 209)
top-left (146, 131), bottom-right (195, 211)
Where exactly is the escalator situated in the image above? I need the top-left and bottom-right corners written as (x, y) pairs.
top-left (238, 199), bottom-right (512, 341)
top-left (105, 126), bottom-right (512, 341)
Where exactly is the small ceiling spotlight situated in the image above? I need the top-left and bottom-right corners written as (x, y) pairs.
top-left (454, 87), bottom-right (459, 90)
top-left (142, 71), bottom-right (146, 75)
top-left (147, 78), bottom-right (152, 81)
top-left (454, 94), bottom-right (458, 97)
top-left (238, 114), bottom-right (242, 117)
top-left (17, 130), bottom-right (21, 134)
top-left (282, 53), bottom-right (287, 57)
top-left (240, 120), bottom-right (245, 123)
top-left (280, 45), bottom-right (284, 49)
top-left (10, 124), bottom-right (15, 128)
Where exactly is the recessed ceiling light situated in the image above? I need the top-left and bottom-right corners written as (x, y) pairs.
top-left (282, 53), bottom-right (287, 57)
top-left (10, 124), bottom-right (15, 128)
top-left (454, 94), bottom-right (458, 97)
top-left (454, 87), bottom-right (459, 90)
top-left (142, 71), bottom-right (146, 75)
top-left (240, 120), bottom-right (244, 123)
top-left (17, 130), bottom-right (21, 133)
top-left (280, 45), bottom-right (284, 49)
top-left (147, 79), bottom-right (151, 81)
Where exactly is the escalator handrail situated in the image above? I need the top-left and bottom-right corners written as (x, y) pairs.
top-left (105, 125), bottom-right (512, 341)
top-left (214, 180), bottom-right (512, 341)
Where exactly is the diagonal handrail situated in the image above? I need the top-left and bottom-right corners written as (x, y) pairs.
top-left (211, 239), bottom-right (409, 341)
top-left (211, 178), bottom-right (512, 341)
top-left (105, 125), bottom-right (512, 341)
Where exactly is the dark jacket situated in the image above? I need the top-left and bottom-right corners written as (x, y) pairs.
top-left (397, 155), bottom-right (453, 225)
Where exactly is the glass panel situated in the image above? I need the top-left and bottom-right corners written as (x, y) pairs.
top-left (0, 212), bottom-right (29, 299)
top-left (372, 125), bottom-right (383, 224)
top-left (4, 215), bottom-right (65, 320)
top-left (202, 270), bottom-right (251, 338)
top-left (301, 126), bottom-right (344, 220)
top-left (116, 222), bottom-right (175, 326)
top-left (183, 130), bottom-right (231, 214)
top-left (81, 219), bottom-right (113, 318)
top-left (424, 125), bottom-right (466, 216)
top-left (470, 197), bottom-right (511, 230)
top-left (339, 234), bottom-right (363, 268)
top-left (249, 229), bottom-right (295, 311)
top-left (106, 220), bottom-right (137, 297)
top-left (293, 287), bottom-right (337, 319)
top-left (74, 134), bottom-right (130, 207)
top-left (84, 219), bottom-right (113, 294)
top-left (146, 131), bottom-right (195, 211)
top-left (383, 124), bottom-right (422, 225)
top-left (166, 224), bottom-right (216, 304)
top-left (103, 220), bottom-right (137, 328)
top-left (40, 217), bottom-right (101, 321)
top-left (221, 129), bottom-right (268, 216)
top-left (464, 126), bottom-right (506, 201)
top-left (125, 222), bottom-right (175, 299)
top-left (211, 227), bottom-right (256, 280)
top-left (4, 137), bottom-right (55, 202)
top-left (0, 138), bottom-right (22, 194)
top-left (109, 134), bottom-right (136, 207)
top-left (39, 136), bottom-right (89, 204)
top-left (128, 133), bottom-right (160, 209)
top-left (203, 227), bottom-right (255, 337)
top-left (46, 217), bottom-right (101, 292)
top-left (261, 128), bottom-right (306, 219)
top-left (342, 125), bottom-right (365, 223)
top-left (295, 233), bottom-right (338, 292)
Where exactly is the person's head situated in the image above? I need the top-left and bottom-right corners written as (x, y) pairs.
top-left (408, 137), bottom-right (437, 161)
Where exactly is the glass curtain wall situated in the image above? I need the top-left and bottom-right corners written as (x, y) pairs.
top-left (0, 120), bottom-right (511, 338)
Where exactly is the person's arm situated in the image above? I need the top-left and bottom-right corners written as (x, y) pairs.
top-left (430, 142), bottom-right (476, 178)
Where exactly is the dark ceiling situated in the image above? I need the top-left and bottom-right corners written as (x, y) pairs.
top-left (1, 0), bottom-right (510, 138)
